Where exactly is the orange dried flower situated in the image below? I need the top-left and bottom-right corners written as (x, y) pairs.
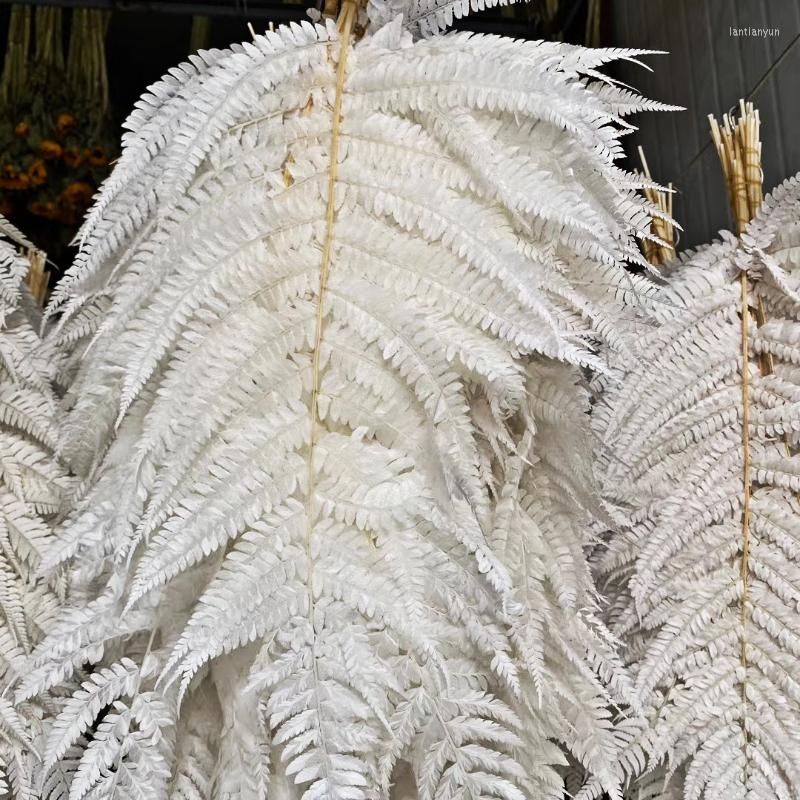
top-left (38, 139), bottom-right (63, 160)
top-left (85, 145), bottom-right (108, 167)
top-left (62, 147), bottom-right (83, 169)
top-left (0, 164), bottom-right (30, 190)
top-left (14, 121), bottom-right (30, 137)
top-left (62, 181), bottom-right (94, 207)
top-left (56, 112), bottom-right (77, 135)
top-left (29, 199), bottom-right (58, 219)
top-left (27, 159), bottom-right (48, 187)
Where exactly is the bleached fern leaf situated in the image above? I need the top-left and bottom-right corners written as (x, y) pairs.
top-left (0, 219), bottom-right (70, 798)
top-left (365, 0), bottom-right (518, 38)
top-left (595, 174), bottom-right (800, 800)
top-left (33, 13), bottom-right (674, 800)
top-left (44, 659), bottom-right (140, 771)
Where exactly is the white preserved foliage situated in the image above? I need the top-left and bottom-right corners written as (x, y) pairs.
top-left (0, 218), bottom-right (69, 799)
top-left (595, 175), bottom-right (800, 800)
top-left (365, 0), bottom-right (516, 38)
top-left (26, 10), bottom-right (676, 800)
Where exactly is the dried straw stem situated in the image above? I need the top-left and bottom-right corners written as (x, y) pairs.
top-left (25, 249), bottom-right (49, 307)
top-left (709, 99), bottom-right (762, 235)
top-left (637, 147), bottom-right (674, 267)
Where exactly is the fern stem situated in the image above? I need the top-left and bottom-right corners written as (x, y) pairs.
top-left (301, 0), bottom-right (357, 778)
top-left (304, 0), bottom-right (356, 572)
top-left (738, 270), bottom-right (752, 679)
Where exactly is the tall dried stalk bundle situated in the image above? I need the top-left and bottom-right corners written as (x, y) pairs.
top-left (66, 9), bottom-right (111, 114)
top-left (0, 6), bottom-right (31, 107)
top-left (32, 7), bottom-right (64, 73)
top-left (709, 100), bottom-right (762, 235)
top-left (709, 105), bottom-right (764, 725)
top-left (636, 146), bottom-right (674, 267)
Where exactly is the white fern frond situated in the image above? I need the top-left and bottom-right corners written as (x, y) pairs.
top-left (0, 218), bottom-right (71, 798)
top-left (596, 174), bottom-right (800, 800)
top-left (32, 16), bottom-right (675, 800)
top-left (44, 659), bottom-right (140, 771)
top-left (366, 0), bottom-right (519, 38)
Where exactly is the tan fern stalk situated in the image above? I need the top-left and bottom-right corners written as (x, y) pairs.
top-left (709, 98), bottom-right (764, 783)
top-left (303, 0), bottom-right (360, 697)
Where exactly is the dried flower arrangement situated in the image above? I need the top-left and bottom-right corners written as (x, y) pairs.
top-left (0, 7), bottom-right (115, 260)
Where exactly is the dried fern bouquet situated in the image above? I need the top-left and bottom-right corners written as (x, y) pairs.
top-left (8, 1), bottom-right (681, 798)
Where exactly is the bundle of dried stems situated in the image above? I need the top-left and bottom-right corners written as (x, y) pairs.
top-left (637, 146), bottom-right (675, 266)
top-left (708, 99), bottom-right (767, 690)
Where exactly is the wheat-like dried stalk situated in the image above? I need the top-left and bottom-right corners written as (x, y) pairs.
top-left (709, 99), bottom-right (762, 235)
top-left (25, 248), bottom-right (49, 307)
top-left (637, 146), bottom-right (674, 266)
